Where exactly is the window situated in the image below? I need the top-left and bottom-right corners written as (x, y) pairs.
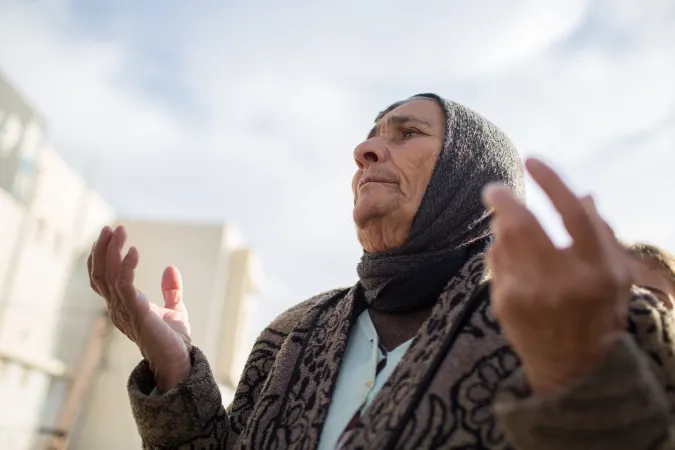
top-left (35, 218), bottom-right (47, 241)
top-left (12, 171), bottom-right (34, 203)
top-left (53, 232), bottom-right (64, 255)
top-left (18, 120), bottom-right (43, 160)
top-left (19, 365), bottom-right (31, 386)
top-left (0, 112), bottom-right (23, 158)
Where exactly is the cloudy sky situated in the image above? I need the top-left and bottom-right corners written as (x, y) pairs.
top-left (1, 0), bottom-right (674, 331)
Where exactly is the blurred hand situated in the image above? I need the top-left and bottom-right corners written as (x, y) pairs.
top-left (88, 225), bottom-right (192, 392)
top-left (483, 158), bottom-right (632, 395)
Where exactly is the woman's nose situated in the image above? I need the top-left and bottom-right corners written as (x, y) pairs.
top-left (353, 138), bottom-right (386, 168)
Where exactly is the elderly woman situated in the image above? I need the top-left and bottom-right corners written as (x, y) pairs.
top-left (89, 94), bottom-right (675, 449)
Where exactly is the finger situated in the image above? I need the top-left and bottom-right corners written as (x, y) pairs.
top-left (580, 196), bottom-right (620, 247)
top-left (484, 239), bottom-right (508, 279)
top-left (525, 158), bottom-right (601, 259)
top-left (87, 241), bottom-right (101, 295)
top-left (485, 245), bottom-right (501, 305)
top-left (483, 183), bottom-right (556, 256)
top-left (105, 226), bottom-right (127, 295)
top-left (579, 196), bottom-right (625, 261)
top-left (162, 266), bottom-right (185, 311)
top-left (113, 246), bottom-right (143, 343)
top-left (115, 246), bottom-right (140, 305)
top-left (91, 226), bottom-right (113, 298)
top-left (580, 196), bottom-right (633, 287)
top-left (485, 242), bottom-right (521, 320)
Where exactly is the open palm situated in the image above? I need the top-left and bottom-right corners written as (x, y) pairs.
top-left (88, 226), bottom-right (192, 391)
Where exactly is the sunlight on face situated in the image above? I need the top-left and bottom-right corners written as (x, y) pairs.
top-left (351, 98), bottom-right (445, 252)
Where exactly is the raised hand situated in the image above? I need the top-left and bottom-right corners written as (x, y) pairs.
top-left (483, 158), bottom-right (633, 395)
top-left (88, 225), bottom-right (192, 392)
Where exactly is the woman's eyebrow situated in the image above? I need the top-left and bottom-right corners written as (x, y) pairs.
top-left (368, 115), bottom-right (432, 139)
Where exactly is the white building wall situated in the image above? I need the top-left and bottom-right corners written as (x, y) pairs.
top-left (0, 72), bottom-right (116, 445)
top-left (1, 147), bottom-right (86, 347)
top-left (215, 248), bottom-right (261, 388)
top-left (0, 144), bottom-right (114, 450)
top-left (0, 189), bottom-right (24, 289)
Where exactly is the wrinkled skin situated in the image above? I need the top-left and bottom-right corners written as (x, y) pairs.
top-left (484, 159), bottom-right (634, 394)
top-left (88, 226), bottom-right (191, 392)
top-left (352, 98), bottom-right (445, 252)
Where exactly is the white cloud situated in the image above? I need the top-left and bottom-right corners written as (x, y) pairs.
top-left (182, 0), bottom-right (589, 83)
top-left (0, 2), bottom-right (189, 165)
top-left (1, 0), bottom-right (674, 330)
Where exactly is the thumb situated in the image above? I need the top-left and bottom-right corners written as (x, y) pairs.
top-left (161, 266), bottom-right (184, 310)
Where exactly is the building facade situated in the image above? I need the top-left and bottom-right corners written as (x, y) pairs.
top-left (0, 71), bottom-right (261, 449)
top-left (0, 73), bottom-right (115, 450)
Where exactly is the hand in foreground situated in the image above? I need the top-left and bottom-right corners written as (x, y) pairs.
top-left (88, 225), bottom-right (192, 392)
top-left (482, 158), bottom-right (633, 395)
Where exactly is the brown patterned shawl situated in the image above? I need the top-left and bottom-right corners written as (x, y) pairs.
top-left (129, 254), bottom-right (675, 449)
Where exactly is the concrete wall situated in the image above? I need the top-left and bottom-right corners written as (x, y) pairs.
top-left (0, 189), bottom-right (24, 290)
top-left (0, 71), bottom-right (45, 206)
top-left (0, 144), bottom-right (114, 450)
top-left (0, 74), bottom-right (115, 448)
top-left (215, 248), bottom-right (260, 388)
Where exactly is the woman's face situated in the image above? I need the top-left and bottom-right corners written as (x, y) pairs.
top-left (352, 98), bottom-right (445, 252)
top-left (632, 259), bottom-right (675, 308)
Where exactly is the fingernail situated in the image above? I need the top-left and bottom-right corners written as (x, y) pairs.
top-left (584, 194), bottom-right (595, 204)
top-left (524, 157), bottom-right (543, 170)
top-left (580, 194), bottom-right (596, 210)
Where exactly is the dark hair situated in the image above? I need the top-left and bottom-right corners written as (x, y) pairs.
top-left (625, 242), bottom-right (675, 282)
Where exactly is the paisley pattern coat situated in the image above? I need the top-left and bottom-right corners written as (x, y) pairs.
top-left (128, 254), bottom-right (675, 449)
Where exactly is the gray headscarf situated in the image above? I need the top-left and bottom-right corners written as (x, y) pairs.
top-left (356, 93), bottom-right (524, 311)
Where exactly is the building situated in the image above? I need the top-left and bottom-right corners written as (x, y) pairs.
top-left (0, 72), bottom-right (115, 450)
top-left (62, 220), bottom-right (261, 449)
top-left (0, 71), bottom-right (261, 449)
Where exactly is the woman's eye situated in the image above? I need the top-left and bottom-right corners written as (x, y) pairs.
top-left (402, 129), bottom-right (418, 139)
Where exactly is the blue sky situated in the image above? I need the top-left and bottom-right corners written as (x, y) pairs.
top-left (1, 0), bottom-right (674, 330)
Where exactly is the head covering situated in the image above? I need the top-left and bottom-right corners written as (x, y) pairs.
top-left (357, 93), bottom-right (524, 312)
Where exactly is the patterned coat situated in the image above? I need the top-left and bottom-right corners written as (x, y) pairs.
top-left (128, 254), bottom-right (675, 449)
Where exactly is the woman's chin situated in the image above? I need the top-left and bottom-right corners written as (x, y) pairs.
top-left (353, 192), bottom-right (401, 226)
top-left (353, 200), bottom-right (381, 227)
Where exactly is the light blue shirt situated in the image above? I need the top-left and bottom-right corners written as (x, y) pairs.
top-left (150, 311), bottom-right (413, 450)
top-left (318, 311), bottom-right (413, 450)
